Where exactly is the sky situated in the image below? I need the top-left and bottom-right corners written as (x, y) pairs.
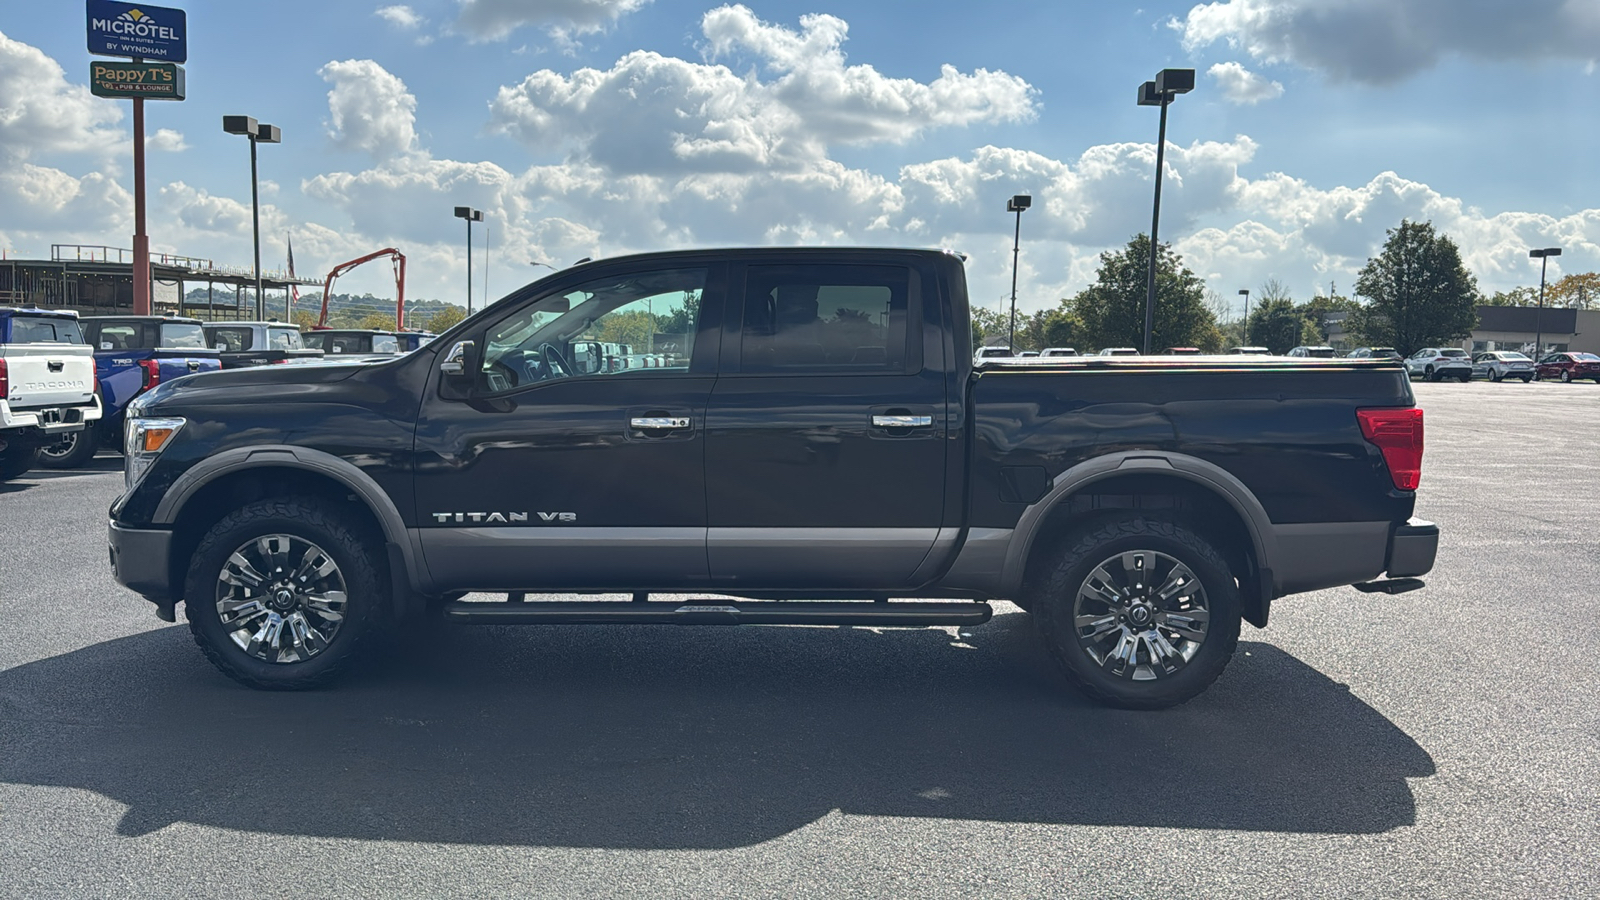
top-left (1, 0), bottom-right (1596, 318)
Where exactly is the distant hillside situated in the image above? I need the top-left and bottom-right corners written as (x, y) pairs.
top-left (181, 289), bottom-right (462, 327)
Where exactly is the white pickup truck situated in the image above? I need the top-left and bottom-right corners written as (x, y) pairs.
top-left (0, 307), bottom-right (102, 482)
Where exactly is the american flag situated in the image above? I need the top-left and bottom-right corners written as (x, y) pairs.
top-left (286, 233), bottom-right (299, 319)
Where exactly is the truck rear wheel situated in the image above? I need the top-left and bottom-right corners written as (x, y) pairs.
top-left (37, 423), bottom-right (99, 469)
top-left (1030, 517), bottom-right (1241, 709)
top-left (185, 497), bottom-right (384, 690)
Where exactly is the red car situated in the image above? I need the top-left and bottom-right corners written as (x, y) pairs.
top-left (1534, 352), bottom-right (1600, 383)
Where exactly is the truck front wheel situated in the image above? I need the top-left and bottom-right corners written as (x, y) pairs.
top-left (1030, 517), bottom-right (1242, 709)
top-left (185, 497), bottom-right (384, 690)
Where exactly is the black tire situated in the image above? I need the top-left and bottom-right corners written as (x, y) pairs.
top-left (1490, 370), bottom-right (1502, 382)
top-left (1561, 370), bottom-right (1572, 383)
top-left (1458, 373), bottom-right (1471, 383)
top-left (36, 422), bottom-right (99, 469)
top-left (1030, 517), bottom-right (1242, 710)
top-left (185, 497), bottom-right (386, 690)
top-left (1425, 366), bottom-right (1437, 382)
top-left (1521, 376), bottom-right (1532, 383)
top-left (0, 445), bottom-right (40, 482)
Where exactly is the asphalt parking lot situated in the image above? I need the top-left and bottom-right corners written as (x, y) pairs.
top-left (1, 380), bottom-right (1597, 899)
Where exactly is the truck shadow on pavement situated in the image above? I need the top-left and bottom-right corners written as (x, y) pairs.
top-left (0, 610), bottom-right (1434, 849)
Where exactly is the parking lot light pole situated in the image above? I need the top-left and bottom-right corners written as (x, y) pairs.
top-left (1006, 194), bottom-right (1031, 351)
top-left (455, 207), bottom-right (484, 314)
top-left (1529, 248), bottom-right (1561, 359)
top-left (223, 116), bottom-right (280, 320)
top-left (1238, 288), bottom-right (1250, 343)
top-left (1137, 69), bottom-right (1195, 354)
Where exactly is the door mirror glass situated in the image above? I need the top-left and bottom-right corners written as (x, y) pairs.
top-left (440, 340), bottom-right (475, 377)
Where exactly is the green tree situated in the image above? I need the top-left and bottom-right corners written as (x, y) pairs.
top-left (423, 304), bottom-right (467, 333)
top-left (1349, 220), bottom-right (1481, 357)
top-left (1247, 297), bottom-right (1316, 353)
top-left (1297, 293), bottom-right (1361, 343)
top-left (358, 312), bottom-right (397, 331)
top-left (970, 304), bottom-right (1010, 351)
top-left (1017, 305), bottom-right (1083, 352)
top-left (655, 291), bottom-right (700, 335)
top-left (1068, 235), bottom-right (1222, 352)
top-left (1484, 286), bottom-right (1538, 307)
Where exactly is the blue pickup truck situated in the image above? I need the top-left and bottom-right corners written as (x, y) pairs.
top-left (37, 315), bottom-right (221, 468)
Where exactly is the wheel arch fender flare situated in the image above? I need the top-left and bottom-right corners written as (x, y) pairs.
top-left (152, 445), bottom-right (425, 594)
top-left (1001, 450), bottom-right (1279, 597)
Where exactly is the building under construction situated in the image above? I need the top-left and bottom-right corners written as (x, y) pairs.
top-left (0, 244), bottom-right (322, 319)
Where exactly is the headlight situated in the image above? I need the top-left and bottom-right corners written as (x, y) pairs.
top-left (124, 416), bottom-right (185, 491)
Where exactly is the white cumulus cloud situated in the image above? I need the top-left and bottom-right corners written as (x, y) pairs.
top-left (0, 30), bottom-right (123, 161)
top-left (147, 128), bottom-right (188, 152)
top-left (375, 5), bottom-right (423, 29)
top-left (455, 0), bottom-right (652, 41)
top-left (1175, 0), bottom-right (1600, 84)
top-left (1209, 61), bottom-right (1283, 104)
top-left (319, 59), bottom-right (419, 160)
top-left (489, 5), bottom-right (1036, 176)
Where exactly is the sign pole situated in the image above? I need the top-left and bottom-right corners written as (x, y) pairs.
top-left (132, 59), bottom-right (150, 315)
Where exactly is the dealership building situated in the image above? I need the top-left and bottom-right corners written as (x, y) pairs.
top-left (1466, 306), bottom-right (1599, 356)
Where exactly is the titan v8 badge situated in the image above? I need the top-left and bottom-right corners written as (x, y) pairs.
top-left (431, 512), bottom-right (576, 523)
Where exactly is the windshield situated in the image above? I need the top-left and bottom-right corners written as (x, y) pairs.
top-left (268, 328), bottom-right (302, 350)
top-left (9, 316), bottom-right (83, 343)
top-left (1498, 352), bottom-right (1529, 360)
top-left (1439, 349), bottom-right (1467, 357)
top-left (161, 323), bottom-right (207, 349)
top-left (1575, 352), bottom-right (1600, 361)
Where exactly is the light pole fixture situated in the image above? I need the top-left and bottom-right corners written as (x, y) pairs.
top-left (223, 116), bottom-right (281, 320)
top-left (1006, 194), bottom-right (1031, 352)
top-left (1529, 247), bottom-right (1562, 359)
top-left (1136, 68), bottom-right (1195, 354)
top-left (455, 206), bottom-right (484, 313)
top-left (1238, 288), bottom-right (1250, 343)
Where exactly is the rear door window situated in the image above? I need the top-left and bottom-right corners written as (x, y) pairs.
top-left (161, 323), bottom-right (207, 349)
top-left (371, 334), bottom-right (398, 353)
top-left (207, 327), bottom-right (253, 352)
top-left (95, 323), bottom-right (143, 350)
top-left (268, 328), bottom-right (302, 350)
top-left (738, 264), bottom-right (913, 373)
top-left (9, 316), bottom-right (84, 343)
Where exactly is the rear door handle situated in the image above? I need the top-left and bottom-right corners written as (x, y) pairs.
top-left (871, 415), bottom-right (932, 428)
top-left (631, 417), bottom-right (691, 430)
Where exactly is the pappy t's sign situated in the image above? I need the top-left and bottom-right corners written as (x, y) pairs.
top-left (86, 1), bottom-right (187, 63)
top-left (89, 61), bottom-right (185, 99)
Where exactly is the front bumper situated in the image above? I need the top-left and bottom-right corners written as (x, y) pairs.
top-left (1386, 517), bottom-right (1438, 578)
top-left (108, 520), bottom-right (175, 601)
top-left (0, 394), bottom-right (102, 434)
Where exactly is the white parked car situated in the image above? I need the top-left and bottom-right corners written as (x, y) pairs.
top-left (1404, 348), bottom-right (1472, 382)
top-left (973, 345), bottom-right (1012, 365)
top-left (1096, 347), bottom-right (1139, 357)
top-left (1472, 351), bottom-right (1534, 383)
top-left (1039, 347), bottom-right (1079, 357)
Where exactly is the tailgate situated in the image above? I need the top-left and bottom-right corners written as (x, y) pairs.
top-left (1, 344), bottom-right (96, 408)
top-left (152, 347), bottom-right (222, 380)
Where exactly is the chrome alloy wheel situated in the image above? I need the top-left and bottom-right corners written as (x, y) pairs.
top-left (1072, 550), bottom-right (1210, 681)
top-left (215, 534), bottom-right (348, 664)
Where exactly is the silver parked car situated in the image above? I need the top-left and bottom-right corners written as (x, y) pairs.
top-left (1472, 351), bottom-right (1534, 383)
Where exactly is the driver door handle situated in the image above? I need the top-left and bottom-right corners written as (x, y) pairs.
top-left (631, 417), bottom-right (692, 430)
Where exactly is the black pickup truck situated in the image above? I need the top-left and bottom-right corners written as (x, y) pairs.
top-left (107, 247), bottom-right (1437, 708)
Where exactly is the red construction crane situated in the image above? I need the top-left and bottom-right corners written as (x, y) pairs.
top-left (317, 248), bottom-right (408, 329)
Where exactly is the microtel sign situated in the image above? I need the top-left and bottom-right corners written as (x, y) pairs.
top-left (86, 1), bottom-right (187, 63)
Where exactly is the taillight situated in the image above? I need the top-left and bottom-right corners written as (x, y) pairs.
top-left (1357, 407), bottom-right (1424, 492)
top-left (0, 359), bottom-right (8, 399)
top-left (138, 359), bottom-right (161, 391)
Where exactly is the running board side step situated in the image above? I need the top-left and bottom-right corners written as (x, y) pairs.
top-left (1352, 578), bottom-right (1425, 595)
top-left (443, 599), bottom-right (993, 626)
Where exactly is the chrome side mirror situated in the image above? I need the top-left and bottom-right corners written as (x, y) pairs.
top-left (440, 340), bottom-right (474, 377)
